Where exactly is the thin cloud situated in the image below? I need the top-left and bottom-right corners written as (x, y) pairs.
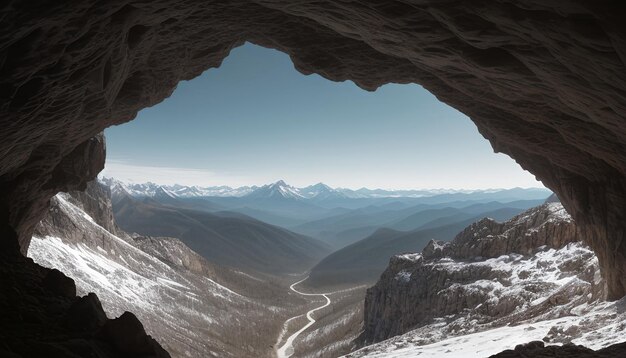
top-left (100, 160), bottom-right (251, 187)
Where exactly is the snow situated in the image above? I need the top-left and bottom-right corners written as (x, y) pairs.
top-left (203, 277), bottom-right (243, 298)
top-left (397, 253), bottom-right (422, 262)
top-left (347, 295), bottom-right (626, 358)
top-left (27, 192), bottom-right (248, 327)
top-left (101, 177), bottom-right (255, 198)
top-left (395, 270), bottom-right (412, 282)
top-left (30, 235), bottom-right (162, 308)
top-left (348, 319), bottom-right (573, 358)
top-left (54, 193), bottom-right (157, 258)
top-left (545, 202), bottom-right (572, 221)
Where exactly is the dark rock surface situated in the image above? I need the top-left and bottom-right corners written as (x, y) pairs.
top-left (490, 341), bottom-right (626, 358)
top-left (42, 268), bottom-right (76, 298)
top-left (1, 1), bottom-right (626, 299)
top-left (98, 312), bottom-right (170, 357)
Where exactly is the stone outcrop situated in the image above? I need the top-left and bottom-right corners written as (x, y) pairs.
top-left (425, 203), bottom-right (578, 261)
top-left (34, 180), bottom-right (121, 246)
top-left (66, 181), bottom-right (119, 236)
top-left (1, 1), bottom-right (626, 299)
top-left (361, 203), bottom-right (605, 344)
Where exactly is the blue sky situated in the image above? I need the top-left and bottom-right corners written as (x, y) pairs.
top-left (103, 43), bottom-right (541, 189)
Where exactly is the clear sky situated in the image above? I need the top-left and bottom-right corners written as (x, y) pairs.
top-left (103, 43), bottom-right (542, 190)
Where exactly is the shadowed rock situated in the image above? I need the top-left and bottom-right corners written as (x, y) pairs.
top-left (98, 311), bottom-right (170, 357)
top-left (490, 341), bottom-right (626, 358)
top-left (42, 268), bottom-right (76, 298)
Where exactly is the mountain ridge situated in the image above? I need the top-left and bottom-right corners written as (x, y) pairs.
top-left (102, 177), bottom-right (551, 201)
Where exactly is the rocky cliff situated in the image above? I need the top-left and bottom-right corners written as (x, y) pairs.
top-left (361, 203), bottom-right (606, 345)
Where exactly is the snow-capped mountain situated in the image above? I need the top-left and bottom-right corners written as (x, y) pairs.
top-left (300, 182), bottom-right (348, 200)
top-left (244, 180), bottom-right (306, 200)
top-left (100, 177), bottom-right (256, 198)
top-left (101, 177), bottom-right (551, 202)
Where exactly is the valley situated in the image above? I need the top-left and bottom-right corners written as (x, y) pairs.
top-left (25, 178), bottom-right (625, 357)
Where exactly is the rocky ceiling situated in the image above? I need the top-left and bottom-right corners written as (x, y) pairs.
top-left (1, 0), bottom-right (626, 304)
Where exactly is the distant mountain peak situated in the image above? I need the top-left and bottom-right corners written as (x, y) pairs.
top-left (246, 180), bottom-right (304, 200)
top-left (300, 182), bottom-right (345, 200)
top-left (308, 182), bottom-right (332, 190)
top-left (154, 186), bottom-right (178, 200)
top-left (273, 179), bottom-right (288, 186)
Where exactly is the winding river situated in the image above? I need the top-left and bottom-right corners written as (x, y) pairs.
top-left (276, 277), bottom-right (331, 358)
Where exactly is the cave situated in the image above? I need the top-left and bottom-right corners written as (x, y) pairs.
top-left (2, 1), bottom-right (626, 356)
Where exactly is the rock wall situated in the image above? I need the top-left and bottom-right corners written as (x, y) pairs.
top-left (361, 203), bottom-right (605, 344)
top-left (2, 1), bottom-right (626, 298)
top-left (35, 181), bottom-right (120, 244)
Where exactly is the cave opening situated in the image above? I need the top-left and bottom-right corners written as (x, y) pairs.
top-left (26, 42), bottom-right (573, 358)
top-left (2, 2), bottom-right (626, 357)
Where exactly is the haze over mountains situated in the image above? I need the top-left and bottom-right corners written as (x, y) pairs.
top-left (307, 209), bottom-right (523, 287)
top-left (102, 177), bottom-right (550, 202)
top-left (103, 177), bottom-right (550, 249)
top-left (103, 177), bottom-right (552, 288)
top-left (110, 187), bottom-right (331, 275)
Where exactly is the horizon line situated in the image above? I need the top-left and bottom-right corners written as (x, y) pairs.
top-left (99, 175), bottom-right (549, 192)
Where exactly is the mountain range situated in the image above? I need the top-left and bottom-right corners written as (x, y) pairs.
top-left (102, 177), bottom-right (551, 202)
top-left (103, 177), bottom-right (552, 232)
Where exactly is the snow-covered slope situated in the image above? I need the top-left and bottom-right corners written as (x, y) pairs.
top-left (345, 202), bottom-right (625, 357)
top-left (28, 181), bottom-right (291, 358)
top-left (345, 303), bottom-right (626, 358)
top-left (245, 180), bottom-right (306, 200)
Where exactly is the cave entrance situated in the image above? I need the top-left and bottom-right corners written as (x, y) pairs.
top-left (3, 3), bottom-right (626, 357)
top-left (26, 42), bottom-right (554, 357)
